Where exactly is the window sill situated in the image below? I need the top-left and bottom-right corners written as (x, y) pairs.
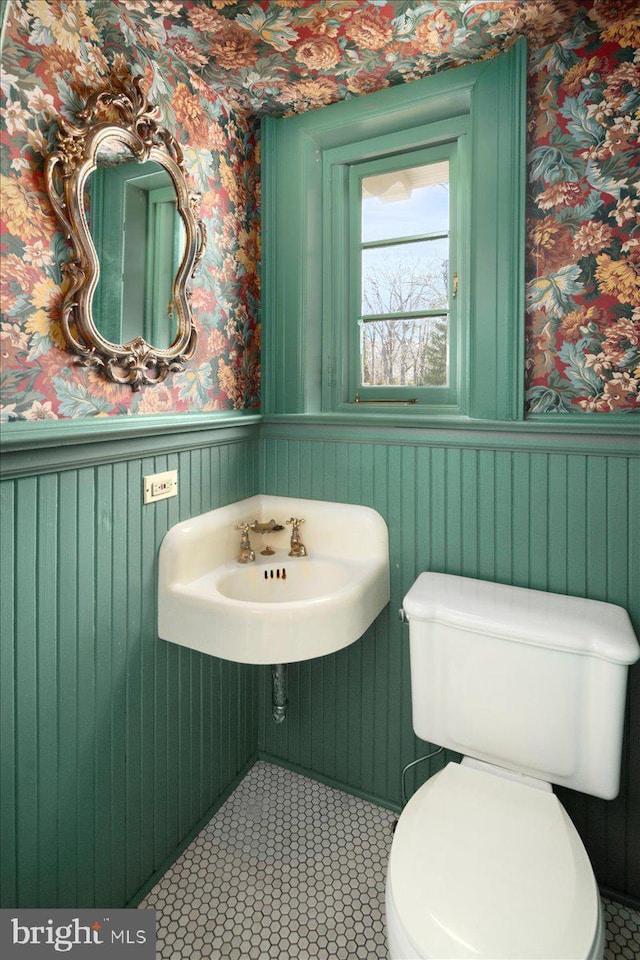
top-left (336, 399), bottom-right (465, 418)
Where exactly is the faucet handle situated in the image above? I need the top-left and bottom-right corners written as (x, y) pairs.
top-left (286, 518), bottom-right (307, 557)
top-left (235, 521), bottom-right (255, 564)
top-left (235, 521), bottom-right (253, 533)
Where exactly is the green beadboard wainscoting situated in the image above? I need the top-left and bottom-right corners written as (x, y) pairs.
top-left (257, 421), bottom-right (640, 902)
top-left (2, 415), bottom-right (640, 906)
top-left (0, 418), bottom-right (261, 909)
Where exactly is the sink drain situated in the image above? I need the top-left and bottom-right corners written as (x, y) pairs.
top-left (263, 568), bottom-right (287, 580)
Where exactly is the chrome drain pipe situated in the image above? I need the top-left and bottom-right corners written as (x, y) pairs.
top-left (271, 663), bottom-right (288, 723)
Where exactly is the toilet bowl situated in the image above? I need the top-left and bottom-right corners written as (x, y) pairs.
top-left (386, 573), bottom-right (639, 960)
top-left (386, 760), bottom-right (605, 960)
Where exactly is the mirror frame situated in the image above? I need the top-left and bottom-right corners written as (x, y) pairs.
top-left (45, 63), bottom-right (206, 390)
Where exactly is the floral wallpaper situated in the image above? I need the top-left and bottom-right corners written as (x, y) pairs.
top-left (524, 1), bottom-right (639, 413)
top-left (1, 0), bottom-right (638, 418)
top-left (1, 0), bottom-right (261, 417)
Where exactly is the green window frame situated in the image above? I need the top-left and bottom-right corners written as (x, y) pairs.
top-left (334, 137), bottom-right (464, 412)
top-left (263, 39), bottom-right (526, 422)
top-left (353, 149), bottom-right (455, 406)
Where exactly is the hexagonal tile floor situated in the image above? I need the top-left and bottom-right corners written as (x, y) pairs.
top-left (139, 761), bottom-right (393, 959)
top-left (603, 896), bottom-right (640, 960)
top-left (139, 760), bottom-right (640, 960)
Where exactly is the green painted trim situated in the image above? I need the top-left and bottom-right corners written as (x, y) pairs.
top-left (264, 55), bottom-right (486, 140)
top-left (470, 35), bottom-right (527, 420)
top-left (261, 118), bottom-right (277, 416)
top-left (263, 41), bottom-right (527, 423)
top-left (126, 756), bottom-right (258, 907)
top-left (322, 115), bottom-right (471, 169)
top-left (3, 408), bottom-right (634, 479)
top-left (259, 415), bottom-right (639, 457)
top-left (0, 414), bottom-right (261, 479)
top-left (257, 753), bottom-right (401, 815)
top-left (1, 410), bottom-right (261, 451)
top-left (527, 413), bottom-right (640, 427)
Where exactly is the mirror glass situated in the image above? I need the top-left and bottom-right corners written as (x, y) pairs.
top-left (84, 138), bottom-right (186, 350)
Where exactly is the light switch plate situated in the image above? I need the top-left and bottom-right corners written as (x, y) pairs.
top-left (144, 470), bottom-right (177, 504)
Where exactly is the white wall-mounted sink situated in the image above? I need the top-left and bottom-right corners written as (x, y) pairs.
top-left (158, 495), bottom-right (390, 664)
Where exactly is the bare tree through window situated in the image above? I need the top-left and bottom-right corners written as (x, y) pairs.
top-left (359, 162), bottom-right (450, 391)
top-left (361, 252), bottom-right (448, 387)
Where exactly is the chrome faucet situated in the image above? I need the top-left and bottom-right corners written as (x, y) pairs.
top-left (234, 522), bottom-right (255, 563)
top-left (286, 517), bottom-right (307, 558)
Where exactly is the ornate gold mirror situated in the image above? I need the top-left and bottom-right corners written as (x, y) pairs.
top-left (45, 62), bottom-right (206, 390)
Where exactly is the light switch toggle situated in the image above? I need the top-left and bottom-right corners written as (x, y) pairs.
top-left (144, 470), bottom-right (178, 504)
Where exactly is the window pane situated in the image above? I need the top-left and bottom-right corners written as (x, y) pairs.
top-left (360, 316), bottom-right (448, 387)
top-left (362, 160), bottom-right (449, 242)
top-left (362, 240), bottom-right (448, 315)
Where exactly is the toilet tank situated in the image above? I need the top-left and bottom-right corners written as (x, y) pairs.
top-left (403, 573), bottom-right (639, 800)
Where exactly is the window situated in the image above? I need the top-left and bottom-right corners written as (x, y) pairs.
top-left (325, 127), bottom-right (467, 415)
top-left (263, 39), bottom-right (526, 421)
top-left (350, 147), bottom-right (457, 407)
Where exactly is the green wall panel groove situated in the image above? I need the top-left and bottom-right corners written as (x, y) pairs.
top-left (0, 433), bottom-right (260, 909)
top-left (258, 432), bottom-right (640, 901)
top-left (2, 424), bottom-right (639, 906)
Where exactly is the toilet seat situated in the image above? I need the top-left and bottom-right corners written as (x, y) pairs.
top-left (386, 762), bottom-right (604, 960)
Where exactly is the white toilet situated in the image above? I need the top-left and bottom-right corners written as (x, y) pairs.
top-left (386, 573), bottom-right (639, 960)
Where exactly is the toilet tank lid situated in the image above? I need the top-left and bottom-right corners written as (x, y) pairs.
top-left (403, 573), bottom-right (639, 665)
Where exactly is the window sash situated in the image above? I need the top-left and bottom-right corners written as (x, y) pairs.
top-left (361, 230), bottom-right (448, 250)
top-left (348, 143), bottom-right (458, 406)
top-left (360, 309), bottom-right (448, 322)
